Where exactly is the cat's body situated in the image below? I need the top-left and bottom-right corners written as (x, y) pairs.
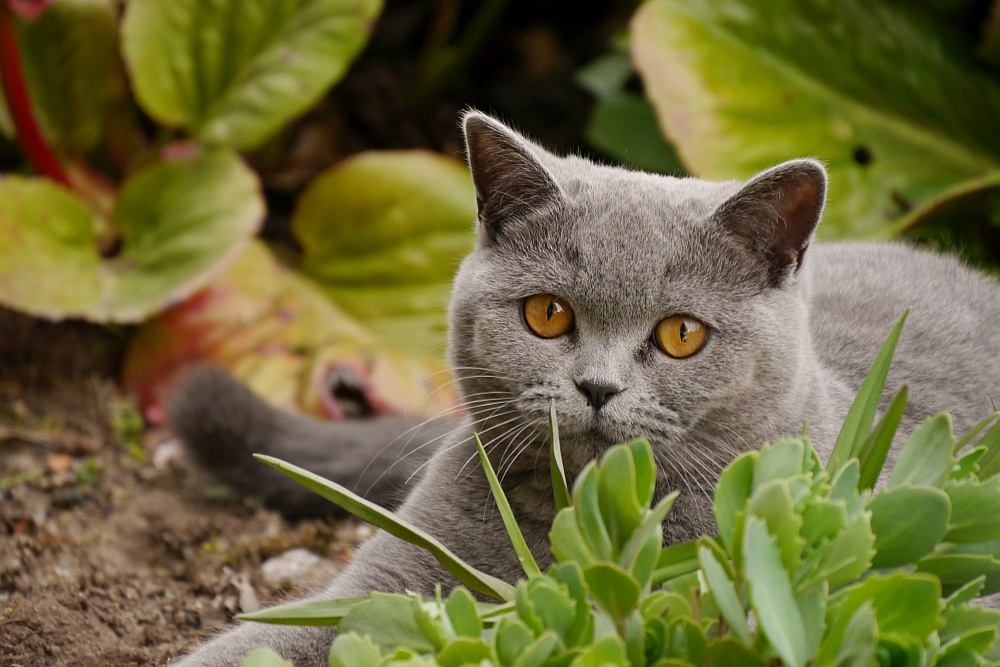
top-left (169, 113), bottom-right (1000, 666)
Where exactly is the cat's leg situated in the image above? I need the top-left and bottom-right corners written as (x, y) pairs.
top-left (167, 366), bottom-right (461, 515)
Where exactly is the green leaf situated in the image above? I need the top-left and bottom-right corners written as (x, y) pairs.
top-left (549, 508), bottom-right (595, 567)
top-left (437, 638), bottom-right (491, 667)
top-left (944, 477), bottom-right (1000, 542)
top-left (919, 553), bottom-right (1000, 596)
top-left (973, 418), bottom-right (1000, 480)
top-left (868, 486), bottom-right (950, 567)
top-left (122, 0), bottom-right (381, 150)
top-left (494, 617), bottom-right (534, 667)
top-left (857, 386), bottom-right (908, 491)
top-left (328, 634), bottom-right (382, 667)
top-left (747, 479), bottom-right (805, 574)
top-left (571, 635), bottom-right (628, 667)
top-left (256, 455), bottom-right (515, 600)
top-left (619, 491), bottom-right (677, 584)
top-left (572, 464), bottom-right (614, 561)
top-left (241, 647), bottom-right (294, 667)
top-left (337, 594), bottom-right (434, 653)
top-left (828, 314), bottom-right (906, 472)
top-left (445, 588), bottom-right (482, 639)
top-left (651, 539), bottom-right (700, 585)
top-left (7, 0), bottom-right (124, 155)
top-left (511, 632), bottom-right (559, 667)
top-left (597, 445), bottom-right (643, 552)
top-left (549, 402), bottom-right (571, 512)
top-left (817, 602), bottom-right (877, 667)
top-left (584, 563), bottom-right (641, 623)
top-left (0, 149), bottom-right (263, 322)
top-left (805, 512), bottom-right (875, 590)
top-left (294, 151), bottom-right (477, 356)
top-left (475, 434), bottom-right (542, 579)
top-left (713, 453), bottom-right (756, 557)
top-left (631, 0), bottom-right (1000, 239)
top-left (887, 413), bottom-right (955, 489)
top-left (833, 572), bottom-right (943, 637)
top-left (238, 597), bottom-right (366, 626)
top-left (744, 518), bottom-right (807, 667)
top-left (709, 639), bottom-right (768, 667)
top-left (698, 544), bottom-right (751, 645)
top-left (584, 92), bottom-right (683, 175)
top-left (953, 413), bottom-right (999, 456)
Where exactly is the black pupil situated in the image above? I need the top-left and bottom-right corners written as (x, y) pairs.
top-left (547, 300), bottom-right (556, 320)
top-left (679, 321), bottom-right (688, 342)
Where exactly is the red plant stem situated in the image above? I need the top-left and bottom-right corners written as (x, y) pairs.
top-left (0, 4), bottom-right (70, 186)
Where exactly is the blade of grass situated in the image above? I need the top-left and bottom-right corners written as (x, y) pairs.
top-left (238, 597), bottom-right (367, 626)
top-left (828, 312), bottom-right (907, 472)
top-left (973, 420), bottom-right (1000, 480)
top-left (954, 413), bottom-right (1000, 455)
top-left (475, 433), bottom-right (542, 579)
top-left (256, 455), bottom-right (515, 601)
top-left (857, 385), bottom-right (908, 491)
top-left (549, 401), bottom-right (572, 511)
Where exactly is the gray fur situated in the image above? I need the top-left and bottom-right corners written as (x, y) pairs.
top-left (171, 112), bottom-right (1000, 665)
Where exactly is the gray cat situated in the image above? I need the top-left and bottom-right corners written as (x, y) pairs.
top-left (168, 112), bottom-right (1000, 666)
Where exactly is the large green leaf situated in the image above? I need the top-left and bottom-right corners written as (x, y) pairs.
top-left (121, 0), bottom-right (381, 150)
top-left (294, 151), bottom-right (477, 357)
top-left (0, 148), bottom-right (263, 322)
top-left (631, 0), bottom-right (1000, 239)
top-left (3, 0), bottom-right (124, 155)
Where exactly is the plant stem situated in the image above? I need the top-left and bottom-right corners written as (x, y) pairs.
top-left (0, 3), bottom-right (71, 187)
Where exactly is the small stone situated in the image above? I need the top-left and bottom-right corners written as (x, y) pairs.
top-left (261, 548), bottom-right (322, 587)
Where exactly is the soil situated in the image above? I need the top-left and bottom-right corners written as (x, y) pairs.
top-left (0, 309), bottom-right (371, 666)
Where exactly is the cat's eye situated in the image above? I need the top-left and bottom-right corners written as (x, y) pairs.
top-left (523, 294), bottom-right (575, 338)
top-left (654, 315), bottom-right (708, 358)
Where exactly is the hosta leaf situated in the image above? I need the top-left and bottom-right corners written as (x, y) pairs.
top-left (869, 486), bottom-right (950, 568)
top-left (121, 0), bottom-right (381, 150)
top-left (631, 0), bottom-right (1000, 239)
top-left (0, 148), bottom-right (262, 323)
top-left (4, 0), bottom-right (124, 155)
top-left (295, 151), bottom-right (477, 357)
top-left (123, 240), bottom-right (457, 423)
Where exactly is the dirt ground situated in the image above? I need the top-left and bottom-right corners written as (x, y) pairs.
top-left (0, 311), bottom-right (369, 666)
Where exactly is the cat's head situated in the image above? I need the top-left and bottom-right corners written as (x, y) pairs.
top-left (448, 112), bottom-right (826, 491)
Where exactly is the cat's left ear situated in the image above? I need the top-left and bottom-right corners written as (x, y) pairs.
top-left (713, 159), bottom-right (827, 287)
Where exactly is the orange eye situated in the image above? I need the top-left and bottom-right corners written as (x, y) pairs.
top-left (523, 294), bottom-right (575, 338)
top-left (654, 315), bottom-right (708, 358)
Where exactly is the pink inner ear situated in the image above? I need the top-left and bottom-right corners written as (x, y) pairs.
top-left (779, 176), bottom-right (823, 237)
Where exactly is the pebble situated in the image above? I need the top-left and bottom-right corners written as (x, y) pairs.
top-left (261, 548), bottom-right (323, 587)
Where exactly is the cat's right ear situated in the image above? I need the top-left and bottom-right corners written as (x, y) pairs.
top-left (462, 111), bottom-right (562, 245)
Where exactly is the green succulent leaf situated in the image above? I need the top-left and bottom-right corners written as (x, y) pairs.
top-left (944, 476), bottom-right (1000, 542)
top-left (888, 413), bottom-right (955, 489)
top-left (584, 563), bottom-right (641, 623)
top-left (122, 0), bottom-right (381, 150)
top-left (698, 544), bottom-right (751, 645)
top-left (337, 594), bottom-right (433, 653)
top-left (631, 0), bottom-right (1000, 239)
top-left (437, 638), bottom-right (491, 667)
top-left (918, 553), bottom-right (1000, 596)
top-left (294, 151), bottom-right (477, 357)
top-left (328, 634), bottom-right (382, 667)
top-left (868, 486), bottom-right (950, 568)
top-left (445, 588), bottom-right (482, 639)
top-left (744, 517), bottom-right (807, 667)
top-left (0, 149), bottom-right (263, 322)
top-left (713, 453), bottom-right (756, 557)
top-left (571, 635), bottom-right (628, 667)
top-left (5, 0), bottom-right (124, 155)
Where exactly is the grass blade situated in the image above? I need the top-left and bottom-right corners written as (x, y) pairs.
top-left (974, 419), bottom-right (1000, 480)
top-left (954, 413), bottom-right (1000, 455)
top-left (857, 385), bottom-right (907, 491)
top-left (238, 597), bottom-right (366, 626)
top-left (475, 434), bottom-right (542, 579)
top-left (549, 401), bottom-right (572, 511)
top-left (255, 454), bottom-right (516, 601)
top-left (828, 312), bottom-right (907, 472)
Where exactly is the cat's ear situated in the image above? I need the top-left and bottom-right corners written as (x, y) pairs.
top-left (462, 111), bottom-right (562, 245)
top-left (713, 159), bottom-right (827, 287)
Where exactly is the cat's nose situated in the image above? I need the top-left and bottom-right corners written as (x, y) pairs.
top-left (575, 379), bottom-right (623, 411)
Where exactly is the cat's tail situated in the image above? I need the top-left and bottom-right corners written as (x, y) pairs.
top-left (166, 366), bottom-right (458, 517)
